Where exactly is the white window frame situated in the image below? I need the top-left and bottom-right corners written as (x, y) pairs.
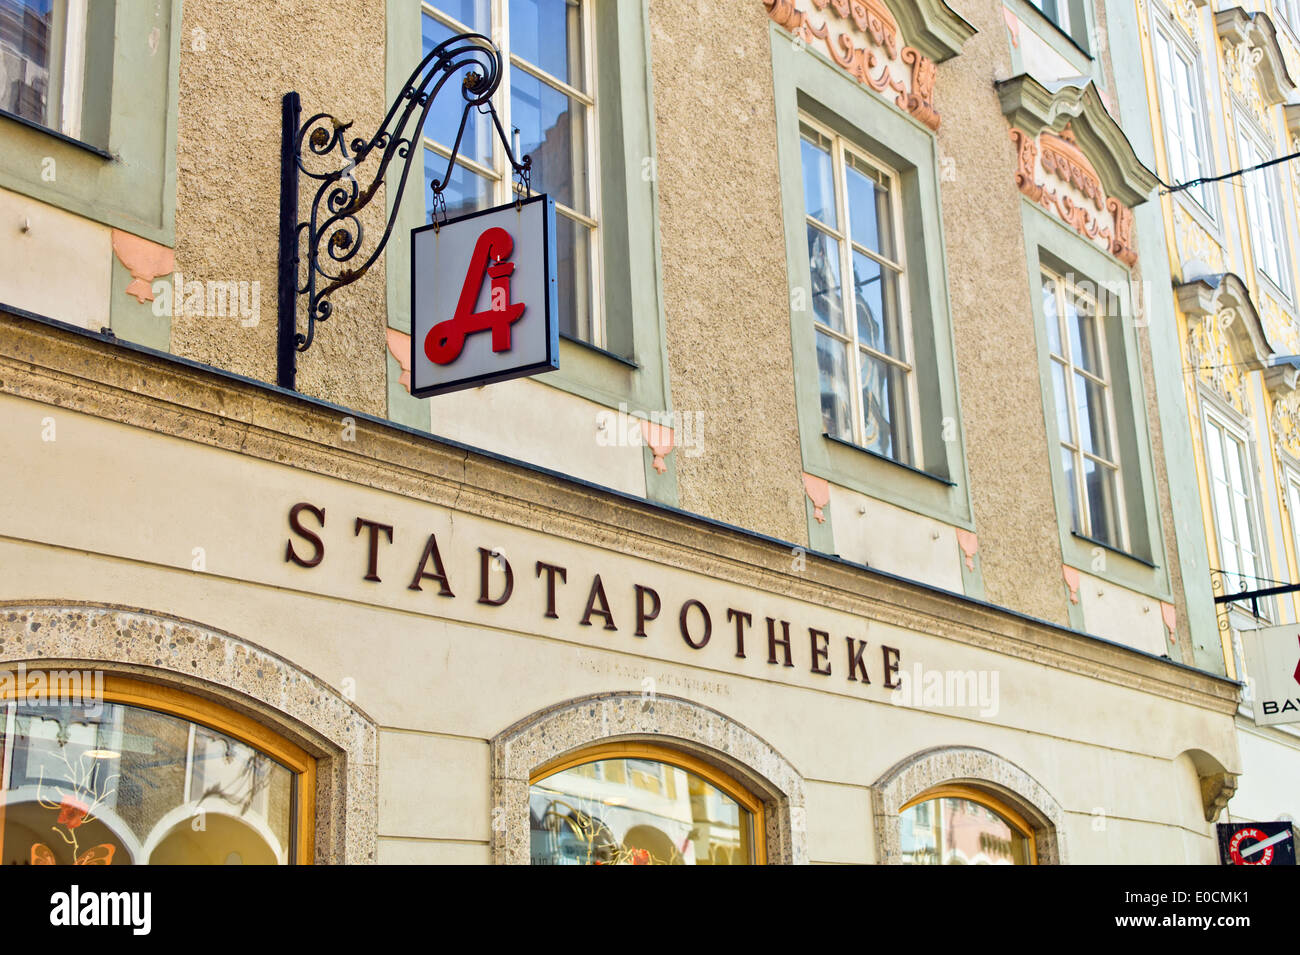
top-left (1236, 121), bottom-right (1292, 300)
top-left (799, 113), bottom-right (921, 465)
top-left (1203, 404), bottom-right (1272, 620)
top-left (1041, 266), bottom-right (1130, 550)
top-left (419, 0), bottom-right (605, 346)
top-left (1152, 21), bottom-right (1216, 220)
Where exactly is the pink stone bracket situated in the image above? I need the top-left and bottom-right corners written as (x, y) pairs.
top-left (641, 421), bottom-right (675, 474)
top-left (802, 473), bottom-right (831, 524)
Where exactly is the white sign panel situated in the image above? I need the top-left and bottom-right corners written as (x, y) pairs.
top-left (1241, 623), bottom-right (1300, 726)
top-left (410, 194), bottom-right (558, 398)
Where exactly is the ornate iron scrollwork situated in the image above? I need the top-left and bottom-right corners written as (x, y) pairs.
top-left (277, 32), bottom-right (532, 389)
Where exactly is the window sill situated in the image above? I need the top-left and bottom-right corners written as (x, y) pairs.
top-left (1070, 531), bottom-right (1156, 569)
top-left (559, 331), bottom-right (639, 370)
top-left (1256, 270), bottom-right (1294, 311)
top-left (0, 108), bottom-right (113, 160)
top-left (823, 433), bottom-right (956, 487)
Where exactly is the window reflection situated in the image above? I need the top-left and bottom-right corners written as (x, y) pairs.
top-left (530, 756), bottom-right (757, 865)
top-left (900, 794), bottom-right (1032, 865)
top-left (1, 698), bottom-right (295, 865)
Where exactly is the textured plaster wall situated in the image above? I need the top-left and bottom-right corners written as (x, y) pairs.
top-left (647, 0), bottom-right (809, 545)
top-left (936, 0), bottom-right (1068, 623)
top-left (171, 0), bottom-right (388, 416)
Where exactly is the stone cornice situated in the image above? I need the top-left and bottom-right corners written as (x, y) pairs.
top-left (1216, 7), bottom-right (1297, 107)
top-left (1174, 272), bottom-right (1273, 370)
top-left (997, 75), bottom-right (1160, 207)
top-left (886, 0), bottom-right (977, 62)
top-left (0, 310), bottom-right (1241, 715)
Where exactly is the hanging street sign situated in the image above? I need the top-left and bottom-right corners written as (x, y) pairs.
top-left (410, 194), bottom-right (559, 398)
top-left (1240, 623), bottom-right (1300, 727)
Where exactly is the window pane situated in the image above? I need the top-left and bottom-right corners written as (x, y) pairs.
top-left (1051, 361), bottom-right (1072, 442)
top-left (800, 129), bottom-right (837, 227)
top-left (1061, 446), bottom-right (1081, 533)
top-left (900, 797), bottom-right (1031, 865)
top-left (511, 71), bottom-right (588, 214)
top-left (510, 0), bottom-right (584, 91)
top-left (421, 13), bottom-right (494, 164)
top-left (845, 157), bottom-right (895, 260)
top-left (2, 699), bottom-right (295, 865)
top-left (529, 758), bottom-right (755, 864)
top-left (852, 252), bottom-right (903, 359)
top-left (1083, 457), bottom-right (1120, 546)
top-left (1067, 294), bottom-right (1102, 373)
top-left (427, 0), bottom-right (490, 31)
top-left (425, 152), bottom-right (493, 221)
top-left (859, 350), bottom-right (908, 461)
top-left (0, 0), bottom-right (73, 131)
top-left (816, 330), bottom-right (852, 440)
top-left (555, 212), bottom-right (591, 340)
top-left (1041, 276), bottom-right (1062, 356)
top-left (808, 226), bottom-right (845, 334)
top-left (1075, 373), bottom-right (1112, 459)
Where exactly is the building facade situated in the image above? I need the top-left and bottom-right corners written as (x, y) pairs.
top-left (0, 0), bottom-right (1248, 864)
top-left (1106, 0), bottom-right (1300, 829)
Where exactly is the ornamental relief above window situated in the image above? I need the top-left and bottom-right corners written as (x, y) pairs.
top-left (1009, 124), bottom-right (1142, 266)
top-left (1186, 311), bottom-right (1250, 414)
top-left (765, 0), bottom-right (942, 129)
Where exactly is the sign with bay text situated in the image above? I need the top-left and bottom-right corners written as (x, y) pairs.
top-left (410, 194), bottom-right (558, 398)
top-left (1241, 623), bottom-right (1300, 727)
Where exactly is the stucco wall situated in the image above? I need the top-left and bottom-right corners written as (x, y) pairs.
top-left (935, 1), bottom-right (1069, 623)
top-left (171, 0), bottom-right (388, 416)
top-left (647, 0), bottom-right (809, 545)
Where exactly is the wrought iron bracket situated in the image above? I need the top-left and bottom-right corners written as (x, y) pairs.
top-left (277, 32), bottom-right (532, 390)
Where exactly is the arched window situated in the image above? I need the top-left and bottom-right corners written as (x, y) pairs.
top-left (528, 742), bottom-right (766, 865)
top-left (900, 785), bottom-right (1036, 865)
top-left (0, 675), bottom-right (314, 865)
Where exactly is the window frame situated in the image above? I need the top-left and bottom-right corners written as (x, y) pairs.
top-left (529, 740), bottom-right (768, 865)
top-left (771, 24), bottom-right (975, 537)
top-left (900, 783), bottom-right (1039, 865)
top-left (0, 673), bottom-right (316, 865)
top-left (1236, 119), bottom-right (1293, 301)
top-left (1041, 265), bottom-right (1131, 551)
top-left (1151, 19), bottom-right (1217, 221)
top-left (799, 113), bottom-right (921, 465)
top-left (1202, 401), bottom-right (1273, 621)
top-left (418, 0), bottom-right (606, 348)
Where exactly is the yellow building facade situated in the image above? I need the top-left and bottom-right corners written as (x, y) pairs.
top-left (1122, 0), bottom-right (1300, 824)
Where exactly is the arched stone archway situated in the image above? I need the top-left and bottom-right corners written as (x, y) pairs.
top-left (491, 692), bottom-right (807, 864)
top-left (0, 602), bottom-right (378, 864)
top-left (872, 746), bottom-right (1067, 864)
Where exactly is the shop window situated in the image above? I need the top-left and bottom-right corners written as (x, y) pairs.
top-left (900, 785), bottom-right (1036, 865)
top-left (0, 676), bottom-right (314, 865)
top-left (528, 743), bottom-right (765, 865)
top-left (420, 0), bottom-right (602, 346)
top-left (800, 116), bottom-right (917, 465)
top-left (1041, 266), bottom-right (1128, 551)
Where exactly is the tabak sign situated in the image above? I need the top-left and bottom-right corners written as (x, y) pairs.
top-left (409, 194), bottom-right (559, 397)
top-left (1240, 623), bottom-right (1300, 727)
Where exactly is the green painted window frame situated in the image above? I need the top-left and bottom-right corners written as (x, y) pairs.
top-left (1004, 0), bottom-right (1098, 77)
top-left (1021, 201), bottom-right (1174, 600)
top-left (0, 0), bottom-right (179, 245)
top-left (384, 0), bottom-right (672, 456)
top-left (770, 22), bottom-right (974, 533)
